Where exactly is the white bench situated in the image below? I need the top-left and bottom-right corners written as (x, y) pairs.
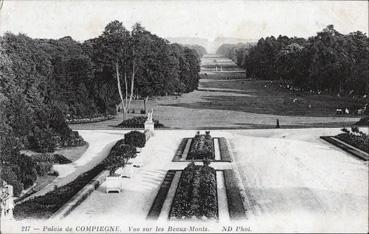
top-left (105, 176), bottom-right (123, 193)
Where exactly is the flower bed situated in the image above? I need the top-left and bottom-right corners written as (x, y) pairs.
top-left (169, 163), bottom-right (217, 220)
top-left (335, 132), bottom-right (368, 153)
top-left (13, 163), bottom-right (105, 219)
top-left (187, 133), bottom-right (214, 160)
top-left (66, 115), bottom-right (114, 124)
top-left (116, 116), bottom-right (164, 128)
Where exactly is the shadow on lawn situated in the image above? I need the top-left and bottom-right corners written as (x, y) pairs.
top-left (197, 88), bottom-right (253, 95)
top-left (160, 95), bottom-right (318, 116)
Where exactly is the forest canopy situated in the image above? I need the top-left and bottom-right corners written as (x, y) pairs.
top-left (216, 25), bottom-right (369, 96)
top-left (0, 20), bottom-right (202, 195)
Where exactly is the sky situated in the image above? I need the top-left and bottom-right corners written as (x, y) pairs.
top-left (0, 0), bottom-right (368, 42)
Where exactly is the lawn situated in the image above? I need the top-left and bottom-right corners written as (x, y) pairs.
top-left (190, 76), bottom-right (367, 117)
top-left (69, 55), bottom-right (362, 130)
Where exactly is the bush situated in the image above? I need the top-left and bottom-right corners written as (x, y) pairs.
top-left (60, 131), bottom-right (86, 147)
top-left (52, 154), bottom-right (72, 164)
top-left (355, 116), bottom-right (368, 126)
top-left (103, 139), bottom-right (136, 175)
top-left (15, 154), bottom-right (38, 189)
top-left (27, 127), bottom-right (56, 153)
top-left (169, 162), bottom-right (217, 219)
top-left (32, 153), bottom-right (72, 164)
top-left (117, 116), bottom-right (164, 128)
top-left (35, 162), bottom-right (53, 176)
top-left (124, 131), bottom-right (146, 148)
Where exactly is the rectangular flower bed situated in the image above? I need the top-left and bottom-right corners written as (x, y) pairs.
top-left (187, 134), bottom-right (215, 160)
top-left (169, 163), bottom-right (218, 220)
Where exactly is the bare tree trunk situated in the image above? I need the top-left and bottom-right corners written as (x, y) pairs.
top-left (143, 96), bottom-right (148, 114)
top-left (116, 61), bottom-right (128, 121)
top-left (115, 53), bottom-right (137, 122)
top-left (127, 61), bottom-right (136, 111)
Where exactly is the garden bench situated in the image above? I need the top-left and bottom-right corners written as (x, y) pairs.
top-left (105, 176), bottom-right (123, 193)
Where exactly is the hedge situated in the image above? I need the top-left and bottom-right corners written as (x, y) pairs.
top-left (102, 139), bottom-right (136, 175)
top-left (13, 138), bottom-right (135, 219)
top-left (117, 116), bottom-right (164, 128)
top-left (13, 164), bottom-right (105, 219)
top-left (31, 153), bottom-right (72, 164)
top-left (124, 131), bottom-right (146, 148)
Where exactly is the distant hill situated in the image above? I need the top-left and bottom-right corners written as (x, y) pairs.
top-left (166, 37), bottom-right (209, 49)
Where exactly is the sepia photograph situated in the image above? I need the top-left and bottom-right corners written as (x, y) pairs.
top-left (0, 0), bottom-right (368, 233)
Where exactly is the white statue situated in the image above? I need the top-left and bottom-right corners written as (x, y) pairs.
top-left (147, 109), bottom-right (153, 122)
top-left (144, 109), bottom-right (155, 137)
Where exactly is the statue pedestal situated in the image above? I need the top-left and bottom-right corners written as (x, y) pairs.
top-left (144, 121), bottom-right (154, 139)
top-left (0, 183), bottom-right (14, 221)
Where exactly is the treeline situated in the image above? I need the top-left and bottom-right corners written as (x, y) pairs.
top-left (0, 21), bottom-right (201, 195)
top-left (183, 44), bottom-right (207, 58)
top-left (216, 43), bottom-right (254, 66)
top-left (217, 25), bottom-right (369, 96)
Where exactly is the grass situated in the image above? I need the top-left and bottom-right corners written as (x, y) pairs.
top-left (218, 138), bottom-right (232, 162)
top-left (223, 169), bottom-right (247, 219)
top-left (186, 77), bottom-right (368, 117)
top-left (70, 56), bottom-right (363, 130)
top-left (172, 138), bottom-right (189, 161)
top-left (54, 143), bottom-right (89, 162)
top-left (146, 170), bottom-right (176, 220)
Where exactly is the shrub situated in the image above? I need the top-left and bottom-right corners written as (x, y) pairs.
top-left (27, 127), bottom-right (56, 153)
top-left (351, 125), bottom-right (359, 133)
top-left (35, 162), bottom-right (53, 176)
top-left (15, 154), bottom-right (38, 189)
top-left (356, 116), bottom-right (369, 126)
top-left (32, 153), bottom-right (72, 164)
top-left (124, 131), bottom-right (146, 148)
top-left (117, 116), bottom-right (164, 128)
top-left (103, 139), bottom-right (136, 175)
top-left (52, 154), bottom-right (72, 164)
